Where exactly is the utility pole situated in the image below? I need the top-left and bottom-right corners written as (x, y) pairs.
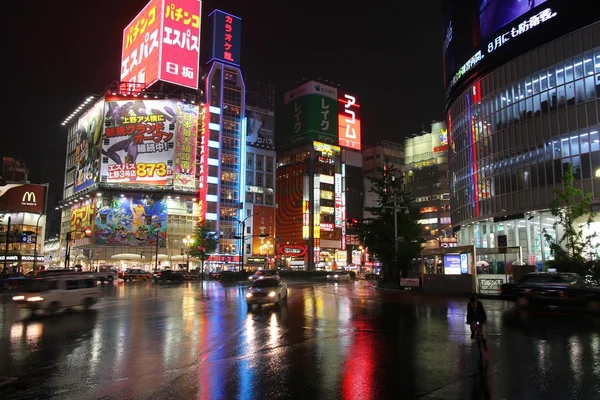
top-left (2, 216), bottom-right (11, 272)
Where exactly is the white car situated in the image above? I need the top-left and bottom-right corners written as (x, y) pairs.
top-left (12, 273), bottom-right (101, 315)
top-left (327, 271), bottom-right (352, 282)
top-left (246, 278), bottom-right (288, 307)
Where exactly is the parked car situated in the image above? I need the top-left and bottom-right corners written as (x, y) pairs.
top-left (153, 270), bottom-right (185, 283)
top-left (249, 270), bottom-right (280, 281)
top-left (326, 270), bottom-right (352, 282)
top-left (246, 278), bottom-right (288, 307)
top-left (504, 272), bottom-right (600, 311)
top-left (120, 269), bottom-right (152, 282)
top-left (12, 273), bottom-right (101, 315)
top-left (0, 273), bottom-right (27, 290)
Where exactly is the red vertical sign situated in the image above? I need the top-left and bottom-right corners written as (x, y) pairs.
top-left (197, 105), bottom-right (209, 222)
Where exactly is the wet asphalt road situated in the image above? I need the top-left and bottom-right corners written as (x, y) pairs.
top-left (1, 280), bottom-right (599, 400)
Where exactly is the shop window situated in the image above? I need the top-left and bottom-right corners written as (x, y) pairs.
top-left (256, 174), bottom-right (263, 186)
top-left (255, 194), bottom-right (263, 204)
top-left (246, 192), bottom-right (253, 203)
top-left (247, 155), bottom-right (254, 169)
top-left (207, 202), bottom-right (218, 214)
top-left (266, 157), bottom-right (273, 172)
top-left (208, 183), bottom-right (218, 195)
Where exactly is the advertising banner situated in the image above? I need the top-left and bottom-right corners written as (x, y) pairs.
top-left (121, 0), bottom-right (202, 90)
top-left (174, 101), bottom-right (198, 189)
top-left (246, 106), bottom-right (274, 149)
top-left (74, 100), bottom-right (104, 192)
top-left (101, 99), bottom-right (177, 185)
top-left (197, 105), bottom-right (209, 222)
top-left (251, 206), bottom-right (275, 252)
top-left (337, 91), bottom-right (361, 151)
top-left (94, 195), bottom-right (167, 247)
top-left (70, 200), bottom-right (96, 247)
top-left (283, 81), bottom-right (338, 146)
top-left (444, 254), bottom-right (461, 275)
top-left (0, 184), bottom-right (46, 214)
top-left (208, 10), bottom-right (242, 65)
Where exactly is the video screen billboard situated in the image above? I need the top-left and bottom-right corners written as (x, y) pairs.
top-left (95, 195), bottom-right (167, 247)
top-left (283, 81), bottom-right (338, 147)
top-left (246, 106), bottom-right (274, 149)
top-left (121, 0), bottom-right (202, 90)
top-left (252, 206), bottom-right (275, 252)
top-left (101, 99), bottom-right (177, 185)
top-left (337, 91), bottom-right (361, 151)
top-left (70, 199), bottom-right (95, 247)
top-left (74, 100), bottom-right (104, 193)
top-left (174, 102), bottom-right (199, 189)
top-left (443, 0), bottom-right (600, 96)
top-left (0, 184), bottom-right (46, 214)
top-left (208, 10), bottom-right (242, 65)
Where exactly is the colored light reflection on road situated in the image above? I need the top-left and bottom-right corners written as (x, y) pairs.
top-left (340, 316), bottom-right (376, 400)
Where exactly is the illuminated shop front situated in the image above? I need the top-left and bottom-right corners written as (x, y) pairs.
top-left (445, 2), bottom-right (600, 268)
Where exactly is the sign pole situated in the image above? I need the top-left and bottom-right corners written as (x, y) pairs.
top-left (2, 216), bottom-right (11, 273)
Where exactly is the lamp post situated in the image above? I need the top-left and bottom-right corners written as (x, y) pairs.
top-left (182, 234), bottom-right (193, 272)
top-left (234, 213), bottom-right (255, 273)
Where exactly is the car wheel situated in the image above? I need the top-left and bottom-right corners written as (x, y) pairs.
top-left (48, 301), bottom-right (60, 315)
top-left (83, 297), bottom-right (94, 310)
top-left (587, 300), bottom-right (600, 312)
top-left (516, 296), bottom-right (530, 309)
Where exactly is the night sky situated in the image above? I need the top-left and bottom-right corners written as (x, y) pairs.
top-left (4, 0), bottom-right (445, 216)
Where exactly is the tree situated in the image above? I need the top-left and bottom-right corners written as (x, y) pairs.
top-left (188, 220), bottom-right (218, 277)
top-left (359, 164), bottom-right (423, 283)
top-left (544, 163), bottom-right (598, 276)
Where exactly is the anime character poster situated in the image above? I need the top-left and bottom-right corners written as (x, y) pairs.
top-left (174, 101), bottom-right (198, 189)
top-left (94, 195), bottom-right (167, 247)
top-left (74, 100), bottom-right (104, 192)
top-left (101, 99), bottom-right (177, 185)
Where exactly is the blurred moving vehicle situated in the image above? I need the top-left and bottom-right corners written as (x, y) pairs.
top-left (501, 272), bottom-right (600, 311)
top-left (249, 270), bottom-right (280, 281)
top-left (153, 270), bottom-right (185, 283)
top-left (326, 270), bottom-right (352, 282)
top-left (12, 273), bottom-right (101, 315)
top-left (0, 273), bottom-right (27, 290)
top-left (246, 278), bottom-right (287, 307)
top-left (119, 268), bottom-right (153, 282)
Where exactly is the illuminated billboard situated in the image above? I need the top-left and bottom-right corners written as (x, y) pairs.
top-left (70, 200), bottom-right (95, 247)
top-left (443, 0), bottom-right (600, 97)
top-left (251, 206), bottom-right (275, 252)
top-left (101, 99), bottom-right (177, 185)
top-left (246, 106), bottom-right (274, 149)
top-left (337, 91), bottom-right (361, 151)
top-left (121, 0), bottom-right (202, 90)
top-left (0, 184), bottom-right (46, 214)
top-left (208, 9), bottom-right (242, 65)
top-left (95, 195), bottom-right (167, 247)
top-left (174, 102), bottom-right (199, 189)
top-left (197, 105), bottom-right (209, 222)
top-left (283, 81), bottom-right (338, 147)
top-left (74, 100), bottom-right (104, 192)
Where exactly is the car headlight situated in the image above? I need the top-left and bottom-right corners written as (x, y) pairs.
top-left (12, 295), bottom-right (24, 301)
top-left (246, 293), bottom-right (253, 298)
top-left (268, 291), bottom-right (276, 297)
top-left (27, 296), bottom-right (44, 302)
top-left (334, 274), bottom-right (339, 278)
top-left (249, 277), bottom-right (254, 280)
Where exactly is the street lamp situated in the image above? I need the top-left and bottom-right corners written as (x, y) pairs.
top-left (182, 234), bottom-right (193, 272)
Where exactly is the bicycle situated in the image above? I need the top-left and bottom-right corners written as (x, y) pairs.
top-left (473, 321), bottom-right (488, 373)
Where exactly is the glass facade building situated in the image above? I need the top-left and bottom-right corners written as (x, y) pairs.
top-left (448, 22), bottom-right (600, 264)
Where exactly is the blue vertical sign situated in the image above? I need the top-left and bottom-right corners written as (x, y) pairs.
top-left (208, 10), bottom-right (242, 66)
top-left (460, 253), bottom-right (468, 274)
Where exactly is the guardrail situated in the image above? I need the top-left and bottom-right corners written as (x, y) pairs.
top-left (478, 278), bottom-right (504, 294)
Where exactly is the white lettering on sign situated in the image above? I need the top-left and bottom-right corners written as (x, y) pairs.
top-left (320, 98), bottom-right (330, 131)
top-left (342, 94), bottom-right (357, 139)
top-left (448, 8), bottom-right (557, 92)
top-left (294, 102), bottom-right (302, 133)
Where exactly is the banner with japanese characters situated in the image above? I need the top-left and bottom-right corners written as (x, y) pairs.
top-left (101, 99), bottom-right (176, 185)
top-left (74, 100), bottom-right (104, 193)
top-left (70, 199), bottom-right (96, 247)
top-left (283, 81), bottom-right (338, 147)
top-left (174, 102), bottom-right (198, 189)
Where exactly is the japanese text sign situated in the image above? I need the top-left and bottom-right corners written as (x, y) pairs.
top-left (174, 102), bottom-right (198, 189)
top-left (121, 0), bottom-right (202, 90)
top-left (101, 99), bottom-right (177, 185)
top-left (208, 9), bottom-right (242, 65)
top-left (70, 200), bottom-right (96, 247)
top-left (197, 105), bottom-right (210, 222)
top-left (252, 206), bottom-right (275, 251)
top-left (337, 91), bottom-right (361, 151)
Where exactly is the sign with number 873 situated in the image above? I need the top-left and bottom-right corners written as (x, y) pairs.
top-left (136, 162), bottom-right (168, 178)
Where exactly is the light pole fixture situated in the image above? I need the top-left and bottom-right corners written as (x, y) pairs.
top-left (182, 234), bottom-right (193, 272)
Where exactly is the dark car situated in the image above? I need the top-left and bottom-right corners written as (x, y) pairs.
top-left (153, 270), bottom-right (185, 283)
top-left (0, 273), bottom-right (27, 290)
top-left (505, 272), bottom-right (600, 312)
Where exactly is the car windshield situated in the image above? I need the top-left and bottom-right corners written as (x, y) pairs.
top-left (252, 279), bottom-right (279, 288)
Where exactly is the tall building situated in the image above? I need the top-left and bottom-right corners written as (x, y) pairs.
top-left (277, 80), bottom-right (362, 270)
top-left (362, 141), bottom-right (404, 220)
top-left (404, 122), bottom-right (455, 248)
top-left (444, 1), bottom-right (600, 265)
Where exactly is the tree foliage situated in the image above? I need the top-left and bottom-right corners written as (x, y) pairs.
top-left (358, 164), bottom-right (423, 281)
top-left (544, 163), bottom-right (598, 281)
top-left (188, 220), bottom-right (218, 272)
